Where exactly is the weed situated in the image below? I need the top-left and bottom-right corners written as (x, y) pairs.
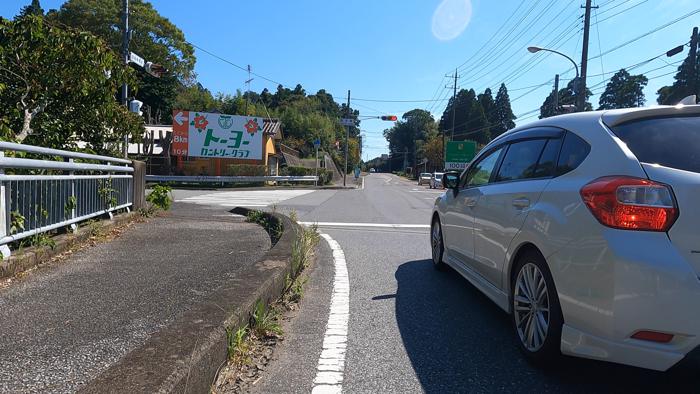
top-left (290, 224), bottom-right (319, 277)
top-left (64, 195), bottom-right (77, 218)
top-left (98, 178), bottom-right (118, 209)
top-left (288, 275), bottom-right (308, 303)
top-left (250, 299), bottom-right (282, 338)
top-left (226, 325), bottom-right (250, 364)
top-left (10, 211), bottom-right (25, 235)
top-left (31, 233), bottom-right (56, 249)
top-left (147, 184), bottom-right (172, 211)
top-left (246, 210), bottom-right (283, 243)
top-left (86, 219), bottom-right (104, 238)
top-left (137, 205), bottom-right (158, 218)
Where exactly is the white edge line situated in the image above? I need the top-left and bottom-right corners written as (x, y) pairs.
top-left (312, 233), bottom-right (349, 394)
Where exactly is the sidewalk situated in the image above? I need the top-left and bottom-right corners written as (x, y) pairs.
top-left (0, 203), bottom-right (270, 393)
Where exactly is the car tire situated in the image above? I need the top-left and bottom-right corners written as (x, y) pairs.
top-left (510, 249), bottom-right (563, 364)
top-left (430, 218), bottom-right (446, 271)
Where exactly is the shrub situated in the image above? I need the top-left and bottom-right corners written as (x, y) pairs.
top-left (280, 166), bottom-right (333, 185)
top-left (227, 164), bottom-right (266, 176)
top-left (146, 184), bottom-right (172, 211)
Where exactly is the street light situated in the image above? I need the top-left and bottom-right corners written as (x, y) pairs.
top-left (527, 46), bottom-right (582, 111)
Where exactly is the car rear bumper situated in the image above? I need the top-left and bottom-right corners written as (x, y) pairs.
top-left (548, 229), bottom-right (700, 371)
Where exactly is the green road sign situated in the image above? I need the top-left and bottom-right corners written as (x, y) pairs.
top-left (445, 140), bottom-right (477, 170)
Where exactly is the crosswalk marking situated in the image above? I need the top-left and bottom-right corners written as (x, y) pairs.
top-left (176, 190), bottom-right (315, 208)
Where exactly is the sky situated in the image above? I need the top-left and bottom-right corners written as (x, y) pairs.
top-left (2, 0), bottom-right (699, 161)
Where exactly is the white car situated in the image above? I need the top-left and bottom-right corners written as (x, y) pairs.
top-left (431, 104), bottom-right (700, 371)
top-left (418, 172), bottom-right (432, 186)
top-left (430, 172), bottom-right (444, 189)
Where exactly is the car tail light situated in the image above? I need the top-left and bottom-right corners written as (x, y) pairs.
top-left (631, 330), bottom-right (674, 343)
top-left (580, 176), bottom-right (678, 232)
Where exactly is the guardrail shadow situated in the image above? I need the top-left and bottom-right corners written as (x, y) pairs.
top-left (394, 260), bottom-right (699, 393)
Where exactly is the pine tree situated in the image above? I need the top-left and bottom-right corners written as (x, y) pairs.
top-left (656, 28), bottom-right (699, 105)
top-left (19, 0), bottom-right (44, 17)
top-left (493, 83), bottom-right (515, 138)
top-left (478, 88), bottom-right (497, 128)
top-left (539, 79), bottom-right (592, 119)
top-left (598, 69), bottom-right (648, 109)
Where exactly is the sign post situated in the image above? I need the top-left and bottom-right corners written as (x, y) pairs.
top-left (314, 138), bottom-right (321, 187)
top-left (445, 140), bottom-right (477, 171)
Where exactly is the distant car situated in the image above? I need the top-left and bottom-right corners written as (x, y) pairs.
top-left (418, 172), bottom-right (432, 185)
top-left (430, 172), bottom-right (444, 189)
top-left (369, 168), bottom-right (376, 173)
top-left (431, 104), bottom-right (700, 371)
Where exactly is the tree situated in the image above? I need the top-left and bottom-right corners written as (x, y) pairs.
top-left (478, 88), bottom-right (497, 129)
top-left (598, 69), bottom-right (648, 109)
top-left (19, 0), bottom-right (44, 17)
top-left (384, 109), bottom-right (437, 169)
top-left (49, 0), bottom-right (196, 124)
top-left (0, 15), bottom-right (142, 152)
top-left (440, 88), bottom-right (490, 144)
top-left (493, 83), bottom-right (515, 139)
top-left (539, 79), bottom-right (592, 119)
top-left (656, 29), bottom-right (699, 105)
top-left (419, 131), bottom-right (444, 171)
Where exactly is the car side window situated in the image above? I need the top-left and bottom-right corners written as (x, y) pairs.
top-left (495, 139), bottom-right (547, 182)
top-left (557, 132), bottom-right (591, 175)
top-left (460, 147), bottom-right (504, 188)
top-left (532, 138), bottom-right (563, 178)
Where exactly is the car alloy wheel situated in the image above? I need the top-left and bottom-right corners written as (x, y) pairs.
top-left (513, 263), bottom-right (550, 352)
top-left (431, 219), bottom-right (445, 270)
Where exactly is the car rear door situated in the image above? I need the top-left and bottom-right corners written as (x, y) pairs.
top-left (470, 129), bottom-right (564, 288)
top-left (610, 116), bottom-right (700, 276)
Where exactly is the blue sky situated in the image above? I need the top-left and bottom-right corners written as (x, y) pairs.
top-left (2, 0), bottom-right (699, 160)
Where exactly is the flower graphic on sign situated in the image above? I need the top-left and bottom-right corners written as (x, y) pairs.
top-left (190, 113), bottom-right (209, 133)
top-left (244, 119), bottom-right (261, 136)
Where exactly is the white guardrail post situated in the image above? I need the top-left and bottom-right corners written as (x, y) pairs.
top-left (69, 158), bottom-right (77, 233)
top-left (0, 151), bottom-right (9, 259)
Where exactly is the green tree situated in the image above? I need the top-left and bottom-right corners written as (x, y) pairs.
top-left (539, 79), bottom-right (592, 119)
top-left (478, 88), bottom-right (497, 130)
top-left (598, 69), bottom-right (648, 109)
top-left (0, 15), bottom-right (142, 152)
top-left (384, 109), bottom-right (437, 169)
top-left (440, 88), bottom-right (490, 144)
top-left (656, 32), bottom-right (699, 105)
top-left (49, 0), bottom-right (196, 124)
top-left (19, 0), bottom-right (44, 17)
top-left (493, 83), bottom-right (515, 139)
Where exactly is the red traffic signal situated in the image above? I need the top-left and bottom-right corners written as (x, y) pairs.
top-left (381, 115), bottom-right (397, 121)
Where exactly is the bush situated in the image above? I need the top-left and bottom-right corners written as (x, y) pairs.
top-left (227, 164), bottom-right (267, 176)
top-left (281, 166), bottom-right (333, 185)
top-left (146, 184), bottom-right (172, 211)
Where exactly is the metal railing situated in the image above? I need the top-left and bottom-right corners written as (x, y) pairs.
top-left (0, 142), bottom-right (133, 256)
top-left (145, 175), bottom-right (318, 183)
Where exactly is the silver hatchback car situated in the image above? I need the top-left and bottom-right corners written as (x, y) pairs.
top-left (431, 104), bottom-right (700, 371)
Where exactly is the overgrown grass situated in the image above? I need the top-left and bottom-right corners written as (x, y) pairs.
top-left (226, 325), bottom-right (251, 365)
top-left (245, 210), bottom-right (283, 243)
top-left (290, 224), bottom-right (319, 278)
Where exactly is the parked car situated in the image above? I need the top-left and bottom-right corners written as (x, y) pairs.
top-left (431, 104), bottom-right (700, 371)
top-left (369, 168), bottom-right (376, 173)
top-left (418, 172), bottom-right (432, 185)
top-left (430, 172), bottom-right (444, 189)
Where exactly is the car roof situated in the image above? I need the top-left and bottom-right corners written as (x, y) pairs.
top-left (491, 104), bottom-right (700, 144)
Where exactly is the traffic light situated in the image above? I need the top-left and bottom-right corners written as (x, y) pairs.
top-left (381, 115), bottom-right (397, 121)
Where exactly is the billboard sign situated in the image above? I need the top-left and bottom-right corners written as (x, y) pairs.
top-left (171, 110), bottom-right (263, 160)
top-left (445, 140), bottom-right (477, 170)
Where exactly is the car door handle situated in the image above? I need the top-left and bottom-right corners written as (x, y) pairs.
top-left (512, 198), bottom-right (530, 208)
top-left (465, 198), bottom-right (477, 207)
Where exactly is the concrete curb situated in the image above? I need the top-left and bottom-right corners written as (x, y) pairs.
top-left (0, 212), bottom-right (138, 279)
top-left (81, 208), bottom-right (302, 393)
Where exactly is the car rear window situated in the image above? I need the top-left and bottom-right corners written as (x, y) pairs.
top-left (611, 116), bottom-right (700, 173)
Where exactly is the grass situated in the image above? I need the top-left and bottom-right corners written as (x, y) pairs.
top-left (245, 210), bottom-right (283, 243)
top-left (226, 325), bottom-right (251, 365)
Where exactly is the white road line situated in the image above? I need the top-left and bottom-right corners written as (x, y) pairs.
top-left (299, 222), bottom-right (430, 229)
top-left (312, 234), bottom-right (349, 394)
top-left (175, 190), bottom-right (315, 208)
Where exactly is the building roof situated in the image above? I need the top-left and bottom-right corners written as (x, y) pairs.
top-left (263, 118), bottom-right (282, 139)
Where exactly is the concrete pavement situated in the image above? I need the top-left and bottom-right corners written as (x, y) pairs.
top-left (0, 203), bottom-right (270, 393)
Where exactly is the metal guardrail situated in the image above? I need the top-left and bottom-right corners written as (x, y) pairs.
top-left (0, 142), bottom-right (133, 257)
top-left (145, 175), bottom-right (319, 183)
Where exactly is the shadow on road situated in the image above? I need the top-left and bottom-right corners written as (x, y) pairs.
top-left (394, 259), bottom-right (700, 393)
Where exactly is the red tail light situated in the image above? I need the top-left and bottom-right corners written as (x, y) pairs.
top-left (631, 330), bottom-right (674, 343)
top-left (580, 176), bottom-right (678, 232)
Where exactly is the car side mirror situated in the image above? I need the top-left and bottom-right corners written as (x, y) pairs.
top-left (443, 172), bottom-right (459, 193)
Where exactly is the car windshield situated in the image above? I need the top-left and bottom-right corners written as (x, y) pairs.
top-left (421, 173), bottom-right (431, 177)
top-left (611, 116), bottom-right (700, 173)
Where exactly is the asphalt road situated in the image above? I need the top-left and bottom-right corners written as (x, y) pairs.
top-left (236, 173), bottom-right (700, 394)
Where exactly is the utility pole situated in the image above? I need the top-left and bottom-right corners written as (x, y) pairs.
top-left (553, 74), bottom-right (559, 115)
top-left (447, 69), bottom-right (458, 140)
top-left (690, 27), bottom-right (699, 100)
top-left (343, 90), bottom-right (350, 187)
top-left (577, 0), bottom-right (596, 112)
top-left (121, 0), bottom-right (129, 157)
top-left (245, 65), bottom-right (253, 115)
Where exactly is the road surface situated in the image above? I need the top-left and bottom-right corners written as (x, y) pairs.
top-left (175, 174), bottom-right (700, 393)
